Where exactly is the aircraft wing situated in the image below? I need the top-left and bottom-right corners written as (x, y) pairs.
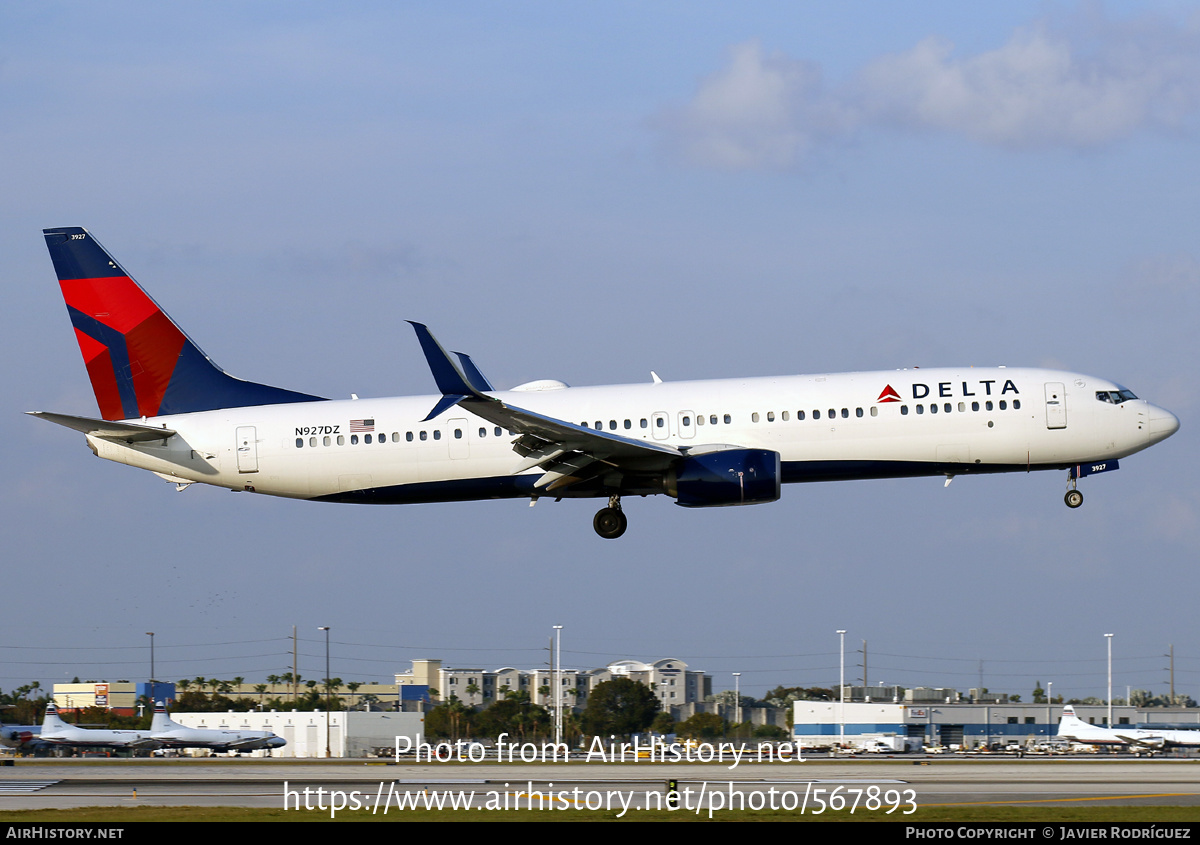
top-left (28, 411), bottom-right (175, 442)
top-left (409, 323), bottom-right (682, 491)
top-left (1115, 733), bottom-right (1166, 749)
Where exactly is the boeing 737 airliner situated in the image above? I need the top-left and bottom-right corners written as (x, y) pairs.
top-left (32, 227), bottom-right (1179, 538)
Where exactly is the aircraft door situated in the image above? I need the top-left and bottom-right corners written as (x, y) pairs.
top-left (1044, 383), bottom-right (1067, 430)
top-left (651, 412), bottom-right (670, 440)
top-left (447, 418), bottom-right (469, 459)
top-left (235, 426), bottom-right (259, 472)
top-left (677, 411), bottom-right (696, 440)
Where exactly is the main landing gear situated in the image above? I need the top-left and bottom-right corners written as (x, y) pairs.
top-left (1064, 473), bottom-right (1084, 509)
top-left (593, 495), bottom-right (627, 539)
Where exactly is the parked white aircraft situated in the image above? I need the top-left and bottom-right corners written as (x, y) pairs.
top-left (37, 702), bottom-right (158, 751)
top-left (32, 227), bottom-right (1180, 538)
top-left (1057, 705), bottom-right (1200, 754)
top-left (149, 702), bottom-right (285, 753)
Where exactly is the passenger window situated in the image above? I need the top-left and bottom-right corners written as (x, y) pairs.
top-left (419, 431), bottom-right (427, 441)
top-left (624, 420), bottom-right (632, 429)
top-left (696, 415), bottom-right (705, 425)
top-left (710, 415), bottom-right (718, 425)
top-left (324, 436), bottom-right (331, 446)
top-left (798, 410), bottom-right (805, 420)
top-left (870, 407), bottom-right (878, 417)
top-left (609, 420), bottom-right (617, 430)
top-left (999, 400), bottom-right (1007, 410)
top-left (595, 421), bottom-right (602, 430)
top-left (433, 430), bottom-right (441, 440)
top-left (351, 434), bottom-right (359, 444)
top-left (296, 438), bottom-right (303, 448)
top-left (641, 419), bottom-right (649, 429)
top-left (392, 432), bottom-right (400, 442)
top-left (656, 417), bottom-right (664, 428)
top-left (916, 405), bottom-right (924, 414)
top-left (943, 403), bottom-right (951, 413)
top-left (855, 407), bottom-right (863, 418)
top-left (985, 401), bottom-right (993, 411)
top-left (454, 429), bottom-right (462, 439)
top-left (337, 435), bottom-right (345, 445)
top-left (930, 404), bottom-right (938, 414)
top-left (1013, 400), bottom-right (1021, 410)
top-left (813, 410), bottom-right (821, 420)
top-left (841, 408), bottom-right (848, 419)
top-left (782, 411), bottom-right (789, 421)
top-left (682, 416), bottom-right (691, 427)
top-left (828, 409), bottom-right (835, 419)
top-left (495, 427), bottom-right (503, 436)
top-left (958, 402), bottom-right (965, 412)
top-left (364, 434), bottom-right (372, 444)
top-left (752, 412), bottom-right (760, 423)
top-left (766, 412), bottom-right (774, 422)
top-left (972, 401), bottom-right (980, 412)
top-left (309, 436), bottom-right (317, 447)
top-left (406, 432), bottom-right (414, 442)
top-left (900, 406), bottom-right (908, 416)
top-left (723, 414), bottom-right (731, 424)
top-left (479, 428), bottom-right (486, 438)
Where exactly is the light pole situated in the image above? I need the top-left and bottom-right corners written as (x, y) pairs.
top-left (1047, 681), bottom-right (1053, 738)
top-left (1105, 633), bottom-right (1114, 726)
top-left (553, 625), bottom-right (563, 747)
top-left (145, 632), bottom-right (155, 708)
top-left (733, 673), bottom-right (742, 727)
top-left (319, 626), bottom-right (331, 757)
top-left (837, 630), bottom-right (847, 748)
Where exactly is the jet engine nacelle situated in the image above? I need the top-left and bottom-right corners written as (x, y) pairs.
top-left (667, 448), bottom-right (781, 507)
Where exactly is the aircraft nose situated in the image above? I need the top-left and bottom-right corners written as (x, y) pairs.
top-left (1147, 405), bottom-right (1180, 444)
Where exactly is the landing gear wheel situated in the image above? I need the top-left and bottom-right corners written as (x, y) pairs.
top-left (1064, 489), bottom-right (1084, 509)
top-left (593, 506), bottom-right (627, 539)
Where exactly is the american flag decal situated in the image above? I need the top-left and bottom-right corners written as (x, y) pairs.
top-left (349, 419), bottom-right (375, 432)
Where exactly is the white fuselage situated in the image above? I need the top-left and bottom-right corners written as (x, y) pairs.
top-left (1058, 716), bottom-right (1200, 750)
top-left (83, 367), bottom-right (1176, 504)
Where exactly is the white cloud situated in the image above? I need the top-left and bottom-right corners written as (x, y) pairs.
top-left (661, 11), bottom-right (1200, 169)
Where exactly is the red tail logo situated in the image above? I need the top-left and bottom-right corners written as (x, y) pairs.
top-left (877, 384), bottom-right (901, 403)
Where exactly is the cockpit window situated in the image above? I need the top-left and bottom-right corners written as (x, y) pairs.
top-left (1096, 390), bottom-right (1138, 404)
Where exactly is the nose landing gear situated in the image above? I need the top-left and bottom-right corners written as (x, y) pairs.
top-left (593, 495), bottom-right (627, 539)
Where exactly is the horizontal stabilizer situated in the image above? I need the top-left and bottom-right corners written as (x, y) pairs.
top-left (28, 411), bottom-right (175, 442)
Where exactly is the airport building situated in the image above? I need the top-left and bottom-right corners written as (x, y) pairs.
top-left (52, 682), bottom-right (175, 716)
top-left (167, 709), bottom-right (424, 758)
top-left (793, 700), bottom-right (1140, 749)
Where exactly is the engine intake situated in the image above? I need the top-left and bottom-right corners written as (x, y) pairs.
top-left (668, 449), bottom-right (781, 507)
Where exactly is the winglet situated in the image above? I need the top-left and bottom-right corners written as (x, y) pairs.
top-left (454, 352), bottom-right (494, 392)
top-left (408, 322), bottom-right (491, 420)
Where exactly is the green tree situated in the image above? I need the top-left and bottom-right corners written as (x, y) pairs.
top-left (650, 711), bottom-right (676, 734)
top-left (580, 678), bottom-right (660, 737)
top-left (677, 711), bottom-right (725, 739)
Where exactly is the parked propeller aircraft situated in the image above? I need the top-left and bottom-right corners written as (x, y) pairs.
top-left (1057, 705), bottom-right (1200, 755)
top-left (32, 227), bottom-right (1180, 537)
top-left (37, 702), bottom-right (158, 751)
top-left (0, 724), bottom-right (42, 752)
top-left (150, 702), bottom-right (285, 753)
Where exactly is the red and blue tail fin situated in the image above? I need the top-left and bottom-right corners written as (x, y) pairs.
top-left (44, 227), bottom-right (325, 420)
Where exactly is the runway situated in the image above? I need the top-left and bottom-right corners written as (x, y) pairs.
top-left (2, 757), bottom-right (1199, 817)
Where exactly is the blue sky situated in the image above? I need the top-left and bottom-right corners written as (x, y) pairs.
top-left (2, 2), bottom-right (1197, 704)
